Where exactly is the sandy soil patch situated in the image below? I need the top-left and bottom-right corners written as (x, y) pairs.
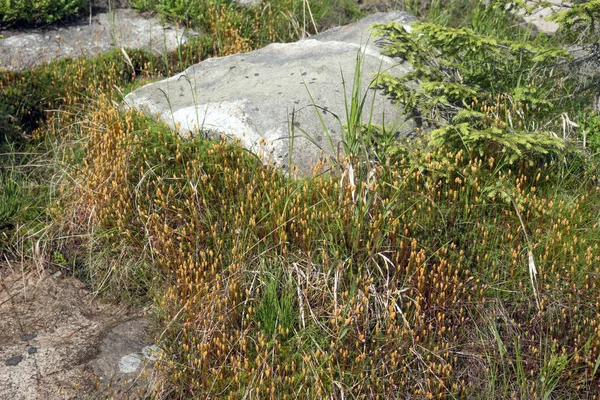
top-left (0, 263), bottom-right (157, 399)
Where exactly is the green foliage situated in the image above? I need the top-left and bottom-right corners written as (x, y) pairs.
top-left (578, 109), bottom-right (600, 157)
top-left (256, 265), bottom-right (297, 337)
top-left (165, 34), bottom-right (216, 74)
top-left (131, 0), bottom-right (362, 54)
top-left (403, 0), bottom-right (536, 39)
top-left (549, 0), bottom-right (600, 43)
top-left (0, 144), bottom-right (48, 252)
top-left (0, 167), bottom-right (25, 227)
top-left (373, 20), bottom-right (571, 106)
top-left (340, 48), bottom-right (373, 159)
top-left (355, 122), bottom-right (410, 163)
top-left (429, 123), bottom-right (565, 165)
top-left (131, 0), bottom-right (215, 26)
top-left (0, 0), bottom-right (87, 26)
top-left (371, 10), bottom-right (589, 165)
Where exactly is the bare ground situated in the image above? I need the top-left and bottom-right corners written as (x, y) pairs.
top-left (0, 262), bottom-right (157, 399)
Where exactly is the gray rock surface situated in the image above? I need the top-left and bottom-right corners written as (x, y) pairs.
top-left (0, 9), bottom-right (194, 70)
top-left (234, 0), bottom-right (263, 6)
top-left (89, 318), bottom-right (152, 377)
top-left (124, 11), bottom-right (417, 175)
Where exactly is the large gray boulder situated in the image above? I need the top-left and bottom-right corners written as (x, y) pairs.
top-left (124, 11), bottom-right (417, 175)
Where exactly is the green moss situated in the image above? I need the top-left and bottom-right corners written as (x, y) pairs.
top-left (0, 48), bottom-right (164, 144)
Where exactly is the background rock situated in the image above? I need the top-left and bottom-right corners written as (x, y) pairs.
top-left (124, 11), bottom-right (417, 175)
top-left (518, 0), bottom-right (571, 35)
top-left (0, 8), bottom-right (194, 70)
top-left (234, 0), bottom-right (263, 6)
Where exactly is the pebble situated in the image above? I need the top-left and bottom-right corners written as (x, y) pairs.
top-left (118, 354), bottom-right (142, 373)
top-left (28, 346), bottom-right (38, 354)
top-left (21, 333), bottom-right (36, 342)
top-left (5, 355), bottom-right (23, 366)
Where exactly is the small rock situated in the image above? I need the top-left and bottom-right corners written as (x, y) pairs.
top-left (5, 355), bottom-right (23, 366)
top-left (118, 354), bottom-right (142, 373)
top-left (234, 0), bottom-right (262, 5)
top-left (21, 333), bottom-right (36, 342)
top-left (52, 270), bottom-right (62, 278)
top-left (27, 346), bottom-right (38, 354)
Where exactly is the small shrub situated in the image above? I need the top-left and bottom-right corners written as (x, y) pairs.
top-left (550, 0), bottom-right (600, 44)
top-left (0, 0), bottom-right (87, 27)
top-left (372, 5), bottom-right (594, 167)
